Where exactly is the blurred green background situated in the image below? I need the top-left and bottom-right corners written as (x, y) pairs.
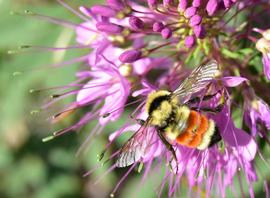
top-left (0, 1), bottom-right (269, 198)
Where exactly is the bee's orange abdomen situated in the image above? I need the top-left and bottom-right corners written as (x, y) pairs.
top-left (176, 110), bottom-right (200, 145)
top-left (187, 114), bottom-right (209, 148)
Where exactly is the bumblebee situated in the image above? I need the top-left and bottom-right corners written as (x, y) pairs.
top-left (115, 60), bottom-right (223, 168)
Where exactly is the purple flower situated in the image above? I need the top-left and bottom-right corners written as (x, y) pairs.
top-left (184, 7), bottom-right (197, 18)
top-left (256, 37), bottom-right (270, 80)
top-left (244, 89), bottom-right (270, 136)
top-left (262, 54), bottom-right (270, 80)
top-left (106, 0), bottom-right (125, 10)
top-left (193, 24), bottom-right (206, 39)
top-left (178, 0), bottom-right (188, 11)
top-left (185, 35), bottom-right (196, 48)
top-left (96, 22), bottom-right (124, 34)
top-left (161, 27), bottom-right (173, 39)
top-left (34, 1), bottom-right (269, 197)
top-left (76, 65), bottom-right (130, 125)
top-left (153, 22), bottom-right (164, 32)
top-left (119, 49), bottom-right (142, 63)
top-left (223, 0), bottom-right (233, 8)
top-left (148, 0), bottom-right (158, 9)
top-left (75, 21), bottom-right (100, 45)
top-left (206, 0), bottom-right (219, 16)
top-left (129, 16), bottom-right (144, 30)
top-left (192, 0), bottom-right (202, 7)
top-left (221, 76), bottom-right (247, 87)
top-left (189, 14), bottom-right (202, 27)
top-left (91, 5), bottom-right (117, 17)
top-left (163, 0), bottom-right (173, 7)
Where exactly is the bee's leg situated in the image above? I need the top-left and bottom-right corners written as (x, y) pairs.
top-left (157, 130), bottom-right (178, 173)
top-left (191, 102), bottom-right (225, 114)
top-left (135, 119), bottom-right (145, 126)
top-left (185, 90), bottom-right (222, 105)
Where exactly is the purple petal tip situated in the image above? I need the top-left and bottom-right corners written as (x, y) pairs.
top-left (119, 50), bottom-right (142, 63)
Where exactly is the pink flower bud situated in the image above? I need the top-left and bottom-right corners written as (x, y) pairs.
top-left (192, 0), bottom-right (202, 7)
top-left (153, 22), bottom-right (164, 32)
top-left (129, 16), bottom-right (144, 30)
top-left (119, 50), bottom-right (142, 63)
top-left (106, 0), bottom-right (125, 10)
top-left (163, 0), bottom-right (173, 7)
top-left (178, 0), bottom-right (188, 12)
top-left (189, 14), bottom-right (202, 27)
top-left (206, 0), bottom-right (219, 16)
top-left (193, 24), bottom-right (206, 39)
top-left (91, 5), bottom-right (117, 17)
top-left (96, 22), bottom-right (123, 34)
top-left (223, 0), bottom-right (232, 8)
top-left (184, 7), bottom-right (197, 18)
top-left (148, 0), bottom-right (158, 8)
top-left (161, 28), bottom-right (173, 39)
top-left (185, 35), bottom-right (196, 48)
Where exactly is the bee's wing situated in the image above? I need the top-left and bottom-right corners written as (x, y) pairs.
top-left (172, 60), bottom-right (219, 102)
top-left (115, 120), bottom-right (153, 167)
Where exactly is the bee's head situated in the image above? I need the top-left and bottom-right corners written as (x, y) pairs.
top-left (145, 90), bottom-right (171, 115)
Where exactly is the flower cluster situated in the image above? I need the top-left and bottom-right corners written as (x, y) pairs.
top-left (34, 0), bottom-right (270, 197)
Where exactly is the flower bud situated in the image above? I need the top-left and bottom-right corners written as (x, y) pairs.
top-left (223, 0), bottom-right (232, 8)
top-left (106, 0), bottom-right (125, 10)
top-left (161, 27), bottom-right (173, 39)
top-left (185, 35), bottom-right (196, 48)
top-left (148, 0), bottom-right (158, 9)
top-left (153, 22), bottom-right (164, 32)
top-left (193, 24), bottom-right (206, 39)
top-left (206, 0), bottom-right (219, 16)
top-left (91, 5), bottom-right (117, 17)
top-left (163, 0), bottom-right (173, 7)
top-left (96, 22), bottom-right (124, 34)
top-left (119, 50), bottom-right (142, 63)
top-left (189, 14), bottom-right (202, 27)
top-left (192, 0), bottom-right (202, 7)
top-left (129, 16), bottom-right (144, 30)
top-left (178, 0), bottom-right (188, 12)
top-left (184, 7), bottom-right (197, 18)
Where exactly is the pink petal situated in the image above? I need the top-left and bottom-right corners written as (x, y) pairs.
top-left (222, 76), bottom-right (247, 87)
top-left (262, 55), bottom-right (270, 80)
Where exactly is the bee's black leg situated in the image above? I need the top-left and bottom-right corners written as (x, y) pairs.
top-left (191, 102), bottom-right (225, 114)
top-left (157, 130), bottom-right (178, 173)
top-left (135, 119), bottom-right (145, 126)
top-left (185, 90), bottom-right (222, 105)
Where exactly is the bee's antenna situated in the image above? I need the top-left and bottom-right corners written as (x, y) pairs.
top-left (135, 119), bottom-right (145, 126)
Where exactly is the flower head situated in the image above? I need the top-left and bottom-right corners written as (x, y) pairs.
top-left (31, 0), bottom-right (270, 197)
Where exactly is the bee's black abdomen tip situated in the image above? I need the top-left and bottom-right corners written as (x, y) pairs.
top-left (208, 126), bottom-right (222, 148)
